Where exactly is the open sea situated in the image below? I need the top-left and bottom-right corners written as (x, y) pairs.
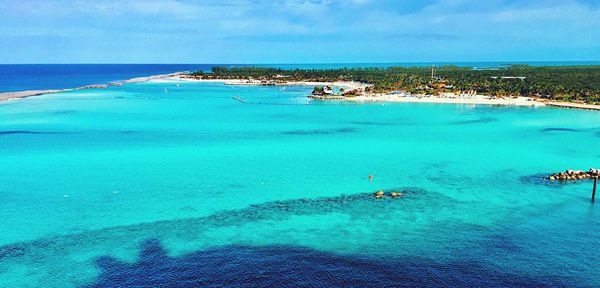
top-left (1, 64), bottom-right (600, 287)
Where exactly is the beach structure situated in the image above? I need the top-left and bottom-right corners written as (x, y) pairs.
top-left (373, 191), bottom-right (403, 198)
top-left (260, 80), bottom-right (276, 86)
top-left (490, 76), bottom-right (526, 80)
top-left (548, 168), bottom-right (599, 181)
top-left (593, 176), bottom-right (597, 202)
top-left (311, 85), bottom-right (334, 96)
top-left (547, 168), bottom-right (600, 202)
top-left (390, 192), bottom-right (402, 198)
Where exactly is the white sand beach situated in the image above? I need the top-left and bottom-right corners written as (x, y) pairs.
top-left (346, 93), bottom-right (546, 107)
top-left (170, 75), bottom-right (370, 90)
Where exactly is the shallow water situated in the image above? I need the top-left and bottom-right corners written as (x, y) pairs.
top-left (0, 80), bottom-right (599, 287)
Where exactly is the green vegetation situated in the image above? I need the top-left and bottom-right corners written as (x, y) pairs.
top-left (311, 86), bottom-right (325, 95)
top-left (191, 65), bottom-right (600, 104)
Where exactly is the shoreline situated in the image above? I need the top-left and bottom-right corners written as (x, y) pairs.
top-left (0, 72), bottom-right (185, 102)
top-left (3, 73), bottom-right (599, 111)
top-left (544, 101), bottom-right (600, 111)
top-left (340, 93), bottom-right (600, 110)
top-left (171, 75), bottom-right (370, 90)
top-left (336, 93), bottom-right (546, 108)
top-left (172, 75), bottom-right (600, 110)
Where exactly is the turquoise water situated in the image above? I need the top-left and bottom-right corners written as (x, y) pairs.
top-left (1, 79), bottom-right (599, 287)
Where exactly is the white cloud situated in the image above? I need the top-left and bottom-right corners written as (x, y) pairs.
top-left (1, 0), bottom-right (599, 62)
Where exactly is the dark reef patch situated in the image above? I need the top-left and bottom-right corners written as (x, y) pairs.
top-left (0, 189), bottom-right (424, 262)
top-left (449, 117), bottom-right (497, 125)
top-left (225, 183), bottom-right (246, 189)
top-left (517, 173), bottom-right (585, 187)
top-left (482, 232), bottom-right (523, 254)
top-left (0, 244), bottom-right (27, 260)
top-left (347, 121), bottom-right (394, 126)
top-left (0, 130), bottom-right (75, 136)
top-left (283, 127), bottom-right (357, 135)
top-left (540, 127), bottom-right (581, 133)
top-left (519, 174), bottom-right (547, 186)
top-left (0, 188), bottom-right (583, 287)
top-left (83, 239), bottom-right (570, 288)
top-left (179, 206), bottom-right (198, 213)
top-left (118, 130), bottom-right (137, 134)
top-left (51, 109), bottom-right (77, 114)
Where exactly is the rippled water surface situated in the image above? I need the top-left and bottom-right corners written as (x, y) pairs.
top-left (1, 79), bottom-right (599, 287)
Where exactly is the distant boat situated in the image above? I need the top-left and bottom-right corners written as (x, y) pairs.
top-left (163, 88), bottom-right (168, 93)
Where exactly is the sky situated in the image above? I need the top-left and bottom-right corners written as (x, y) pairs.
top-left (0, 0), bottom-right (599, 63)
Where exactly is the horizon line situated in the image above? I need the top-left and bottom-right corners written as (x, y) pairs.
top-left (2, 60), bottom-right (600, 65)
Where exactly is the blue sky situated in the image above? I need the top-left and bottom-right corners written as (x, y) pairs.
top-left (1, 0), bottom-right (599, 63)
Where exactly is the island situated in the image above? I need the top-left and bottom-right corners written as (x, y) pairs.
top-left (176, 65), bottom-right (600, 110)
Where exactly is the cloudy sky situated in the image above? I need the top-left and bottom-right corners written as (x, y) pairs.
top-left (1, 0), bottom-right (599, 63)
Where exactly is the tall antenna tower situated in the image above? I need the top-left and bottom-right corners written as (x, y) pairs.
top-left (431, 65), bottom-right (436, 79)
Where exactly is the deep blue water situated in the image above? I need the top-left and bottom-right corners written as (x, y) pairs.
top-left (0, 64), bottom-right (212, 92)
top-left (268, 61), bottom-right (600, 70)
top-left (85, 239), bottom-right (569, 288)
top-left (2, 62), bottom-right (600, 93)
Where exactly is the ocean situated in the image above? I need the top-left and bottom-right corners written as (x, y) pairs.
top-left (0, 64), bottom-right (211, 92)
top-left (0, 67), bottom-right (599, 287)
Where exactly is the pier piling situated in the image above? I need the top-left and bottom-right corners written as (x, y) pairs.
top-left (592, 176), bottom-right (597, 202)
